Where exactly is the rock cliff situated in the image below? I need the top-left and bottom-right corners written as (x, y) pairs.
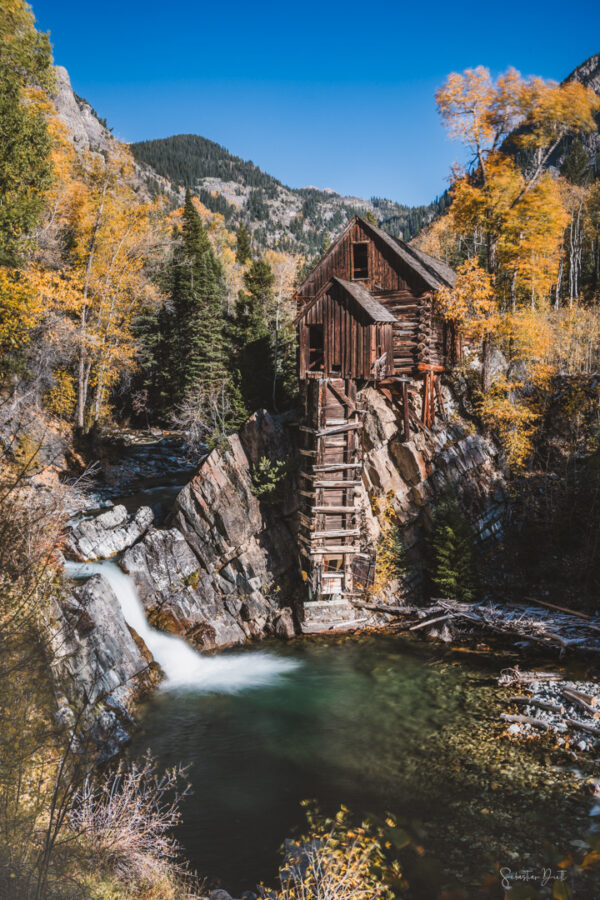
top-left (122, 410), bottom-right (299, 649)
top-left (115, 386), bottom-right (505, 639)
top-left (51, 574), bottom-right (159, 757)
top-left (68, 504), bottom-right (154, 561)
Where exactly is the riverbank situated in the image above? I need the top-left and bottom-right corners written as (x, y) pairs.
top-left (128, 631), bottom-right (600, 898)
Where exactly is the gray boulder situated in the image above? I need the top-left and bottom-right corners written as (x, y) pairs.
top-left (52, 574), bottom-right (158, 756)
top-left (123, 527), bottom-right (246, 650)
top-left (68, 504), bottom-right (153, 561)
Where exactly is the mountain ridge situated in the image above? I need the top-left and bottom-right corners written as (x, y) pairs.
top-left (129, 132), bottom-right (447, 255)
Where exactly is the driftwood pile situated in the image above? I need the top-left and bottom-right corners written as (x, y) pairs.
top-left (356, 596), bottom-right (600, 658)
top-left (497, 667), bottom-right (600, 752)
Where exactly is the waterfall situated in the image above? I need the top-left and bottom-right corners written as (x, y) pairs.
top-left (64, 560), bottom-right (299, 693)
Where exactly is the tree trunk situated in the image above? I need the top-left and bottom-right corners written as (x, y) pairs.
top-left (482, 337), bottom-right (493, 394)
top-left (75, 183), bottom-right (107, 431)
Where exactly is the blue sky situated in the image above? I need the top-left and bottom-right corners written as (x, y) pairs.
top-left (33, 0), bottom-right (600, 206)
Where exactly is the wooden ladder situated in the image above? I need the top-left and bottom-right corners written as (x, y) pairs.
top-left (298, 377), bottom-right (364, 600)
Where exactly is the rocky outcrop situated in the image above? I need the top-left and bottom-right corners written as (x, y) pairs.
top-left (53, 66), bottom-right (113, 154)
top-left (52, 574), bottom-right (158, 757)
top-left (357, 383), bottom-right (505, 586)
top-left (122, 411), bottom-right (299, 649)
top-left (123, 527), bottom-right (247, 649)
top-left (68, 504), bottom-right (153, 561)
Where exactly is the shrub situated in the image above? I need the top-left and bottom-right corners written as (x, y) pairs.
top-left (372, 494), bottom-right (408, 595)
top-left (428, 493), bottom-right (478, 603)
top-left (269, 803), bottom-right (407, 900)
top-left (251, 455), bottom-right (289, 505)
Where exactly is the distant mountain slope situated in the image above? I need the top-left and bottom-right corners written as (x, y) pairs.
top-left (552, 53), bottom-right (600, 173)
top-left (131, 133), bottom-right (447, 255)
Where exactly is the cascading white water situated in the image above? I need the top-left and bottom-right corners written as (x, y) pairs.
top-left (64, 560), bottom-right (299, 693)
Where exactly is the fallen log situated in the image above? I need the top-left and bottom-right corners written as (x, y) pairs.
top-left (509, 696), bottom-right (565, 715)
top-left (562, 686), bottom-right (598, 707)
top-left (352, 600), bottom-right (406, 615)
top-left (562, 688), bottom-right (600, 718)
top-left (409, 614), bottom-right (451, 632)
top-left (498, 668), bottom-right (562, 686)
top-left (501, 713), bottom-right (550, 731)
top-left (565, 717), bottom-right (600, 737)
top-left (524, 596), bottom-right (600, 631)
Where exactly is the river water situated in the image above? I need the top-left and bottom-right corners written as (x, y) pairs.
top-left (129, 630), bottom-right (595, 896)
top-left (66, 454), bottom-right (598, 897)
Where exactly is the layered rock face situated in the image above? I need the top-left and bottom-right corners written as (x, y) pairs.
top-left (358, 385), bottom-right (505, 581)
top-left (68, 504), bottom-right (154, 561)
top-left (54, 66), bottom-right (113, 154)
top-left (52, 574), bottom-right (158, 757)
top-left (122, 411), bottom-right (299, 650)
top-left (298, 383), bottom-right (505, 631)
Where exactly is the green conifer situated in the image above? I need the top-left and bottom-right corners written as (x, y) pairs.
top-left (230, 258), bottom-right (275, 412)
top-left (561, 139), bottom-right (592, 186)
top-left (428, 494), bottom-right (478, 603)
top-left (0, 2), bottom-right (54, 265)
top-left (236, 223), bottom-right (252, 264)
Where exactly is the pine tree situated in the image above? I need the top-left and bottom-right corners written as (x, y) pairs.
top-left (428, 494), bottom-right (478, 603)
top-left (236, 223), bottom-right (252, 264)
top-left (165, 194), bottom-right (228, 410)
top-left (230, 258), bottom-right (275, 412)
top-left (561, 139), bottom-right (593, 186)
top-left (0, 1), bottom-right (54, 265)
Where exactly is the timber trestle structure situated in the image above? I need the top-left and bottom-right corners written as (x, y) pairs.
top-left (299, 377), bottom-right (367, 600)
top-left (294, 215), bottom-right (458, 609)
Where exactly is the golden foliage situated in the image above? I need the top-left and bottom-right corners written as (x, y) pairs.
top-left (478, 377), bottom-right (539, 469)
top-left (272, 804), bottom-right (403, 900)
top-left (435, 64), bottom-right (600, 470)
top-left (0, 266), bottom-right (41, 362)
top-left (45, 368), bottom-right (77, 417)
top-left (437, 259), bottom-right (498, 339)
top-left (371, 494), bottom-right (406, 595)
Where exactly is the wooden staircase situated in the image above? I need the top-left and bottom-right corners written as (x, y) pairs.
top-left (298, 377), bottom-right (365, 603)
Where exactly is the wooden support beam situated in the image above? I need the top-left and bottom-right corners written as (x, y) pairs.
top-left (308, 546), bottom-right (360, 555)
top-left (316, 421), bottom-right (363, 438)
top-left (417, 362), bottom-right (444, 373)
top-left (434, 375), bottom-right (446, 422)
top-left (299, 489), bottom-right (316, 499)
top-left (314, 480), bottom-right (361, 488)
top-left (311, 529), bottom-right (360, 538)
top-left (299, 448), bottom-right (317, 457)
top-left (326, 380), bottom-right (356, 414)
top-left (313, 506), bottom-right (358, 513)
top-left (402, 380), bottom-right (410, 442)
top-left (314, 463), bottom-right (363, 472)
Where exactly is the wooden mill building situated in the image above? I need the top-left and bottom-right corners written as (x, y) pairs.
top-left (294, 216), bottom-right (457, 611)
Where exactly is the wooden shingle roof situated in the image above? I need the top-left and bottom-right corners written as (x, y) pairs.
top-left (333, 278), bottom-right (397, 322)
top-left (359, 219), bottom-right (457, 290)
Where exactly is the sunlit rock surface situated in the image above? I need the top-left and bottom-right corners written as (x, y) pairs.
top-left (68, 504), bottom-right (153, 560)
top-left (123, 411), bottom-right (298, 649)
top-left (52, 573), bottom-right (157, 757)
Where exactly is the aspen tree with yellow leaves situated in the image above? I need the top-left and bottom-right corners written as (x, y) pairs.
top-left (431, 66), bottom-right (600, 466)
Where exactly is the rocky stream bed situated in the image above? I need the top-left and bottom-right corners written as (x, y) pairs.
top-left (54, 400), bottom-right (600, 898)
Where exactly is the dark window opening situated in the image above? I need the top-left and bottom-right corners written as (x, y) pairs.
top-left (352, 242), bottom-right (369, 280)
top-left (324, 556), bottom-right (344, 573)
top-left (308, 324), bottom-right (324, 371)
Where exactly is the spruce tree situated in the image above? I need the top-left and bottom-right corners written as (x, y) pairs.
top-left (163, 193), bottom-right (237, 441)
top-left (0, 2), bottom-right (54, 265)
top-left (561, 139), bottom-right (592, 186)
top-left (230, 258), bottom-right (275, 412)
top-left (428, 494), bottom-right (478, 603)
top-left (236, 223), bottom-right (252, 264)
